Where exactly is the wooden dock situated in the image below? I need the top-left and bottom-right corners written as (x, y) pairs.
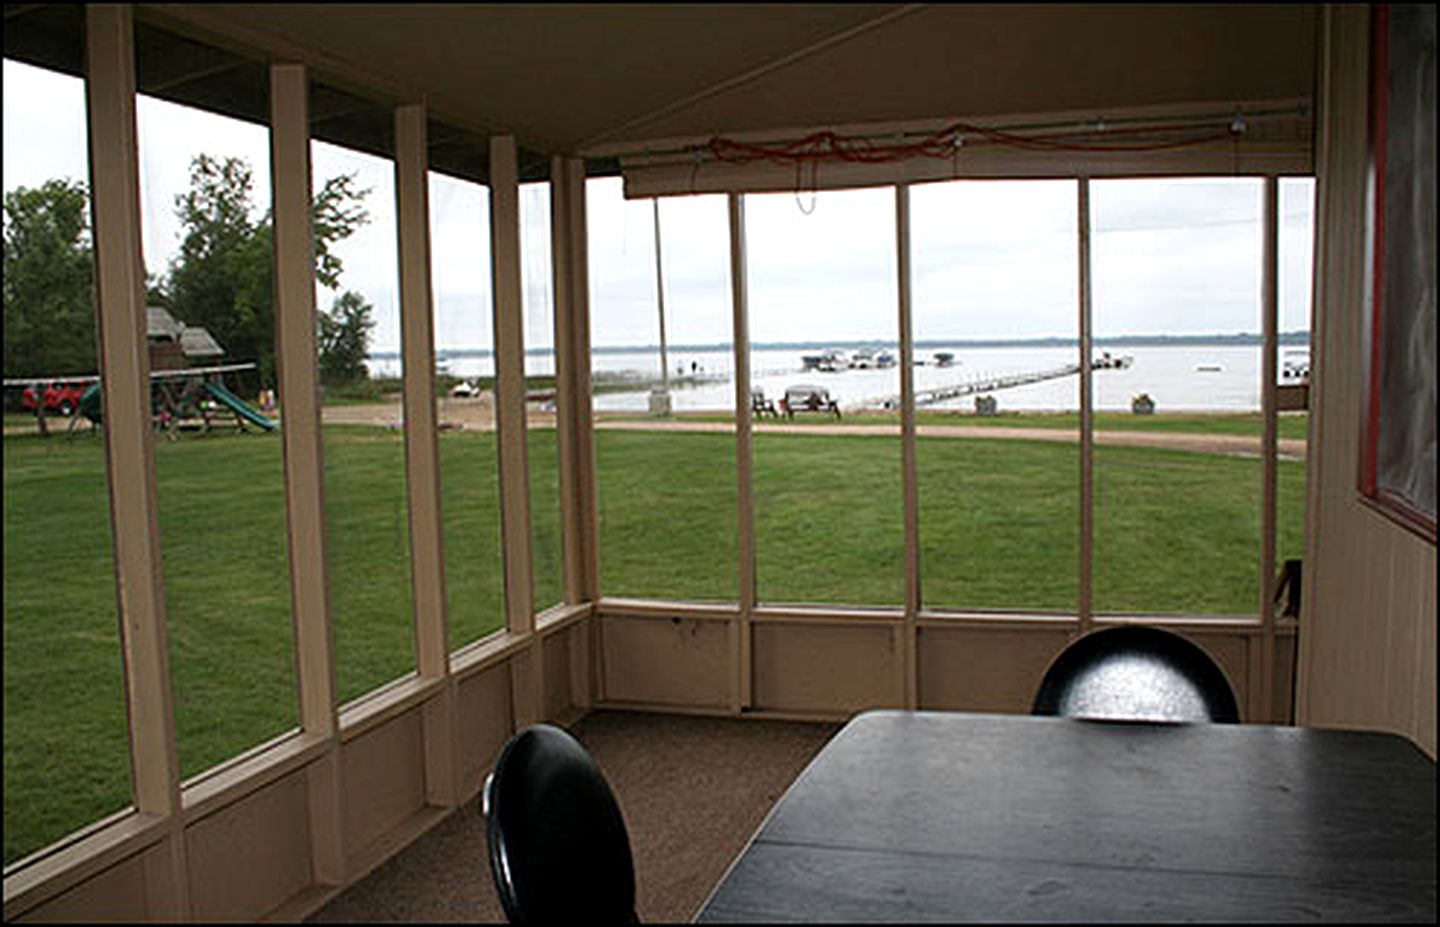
top-left (866, 360), bottom-right (1100, 411)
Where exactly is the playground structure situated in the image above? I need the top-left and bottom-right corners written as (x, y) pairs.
top-left (5, 362), bottom-right (276, 438)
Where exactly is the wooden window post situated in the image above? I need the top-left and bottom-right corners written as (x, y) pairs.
top-left (270, 61), bottom-right (344, 884)
top-left (85, 4), bottom-right (188, 914)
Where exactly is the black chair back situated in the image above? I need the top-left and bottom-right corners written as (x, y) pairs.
top-left (483, 724), bottom-right (637, 923)
top-left (1032, 626), bottom-right (1240, 723)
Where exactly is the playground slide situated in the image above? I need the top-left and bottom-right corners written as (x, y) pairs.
top-left (203, 381), bottom-right (277, 431)
top-left (79, 383), bottom-right (103, 423)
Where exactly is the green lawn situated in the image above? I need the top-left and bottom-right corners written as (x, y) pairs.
top-left (662, 409), bottom-right (1311, 441)
top-left (4, 421), bottom-right (1305, 863)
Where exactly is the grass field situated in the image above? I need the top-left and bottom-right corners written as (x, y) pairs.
top-left (670, 409), bottom-right (1311, 441)
top-left (3, 417), bottom-right (1305, 863)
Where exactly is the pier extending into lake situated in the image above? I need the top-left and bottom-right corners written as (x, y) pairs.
top-left (866, 356), bottom-right (1130, 410)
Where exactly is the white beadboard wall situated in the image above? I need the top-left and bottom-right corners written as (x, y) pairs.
top-left (1298, 4), bottom-right (1437, 758)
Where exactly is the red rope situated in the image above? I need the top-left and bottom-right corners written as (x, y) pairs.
top-left (706, 119), bottom-right (1240, 166)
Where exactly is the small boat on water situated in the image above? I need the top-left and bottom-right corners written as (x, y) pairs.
top-left (874, 349), bottom-right (897, 368)
top-left (1092, 351), bottom-right (1133, 370)
top-left (1195, 364), bottom-right (1224, 372)
top-left (933, 351), bottom-right (956, 367)
top-left (1281, 349), bottom-right (1310, 381)
top-left (850, 348), bottom-right (876, 369)
top-left (801, 349), bottom-right (850, 371)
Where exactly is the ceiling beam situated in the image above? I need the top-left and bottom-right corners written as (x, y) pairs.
top-left (135, 3), bottom-right (552, 156)
top-left (577, 3), bottom-right (928, 152)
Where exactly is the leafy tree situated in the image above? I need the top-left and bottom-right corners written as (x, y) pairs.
top-left (163, 155), bottom-right (259, 370)
top-left (2, 179), bottom-right (95, 378)
top-left (317, 290), bottom-right (375, 385)
top-left (160, 154), bottom-right (370, 387)
top-left (4, 157), bottom-right (369, 386)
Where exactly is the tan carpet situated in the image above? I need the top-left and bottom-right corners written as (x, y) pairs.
top-left (308, 709), bottom-right (841, 923)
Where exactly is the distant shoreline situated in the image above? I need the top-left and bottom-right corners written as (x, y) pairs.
top-left (371, 332), bottom-right (1311, 361)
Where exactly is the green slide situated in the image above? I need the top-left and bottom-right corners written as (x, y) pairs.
top-left (203, 381), bottom-right (277, 431)
top-left (79, 383), bottom-right (103, 423)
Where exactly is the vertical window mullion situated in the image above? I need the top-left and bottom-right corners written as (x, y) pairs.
top-left (270, 61), bottom-right (344, 884)
top-left (85, 11), bottom-right (187, 908)
top-left (1077, 178), bottom-right (1095, 633)
top-left (489, 136), bottom-right (540, 725)
top-left (564, 159), bottom-right (600, 607)
top-left (729, 192), bottom-right (754, 713)
top-left (896, 183), bottom-right (920, 708)
top-left (395, 102), bottom-right (460, 805)
top-left (395, 103), bottom-right (448, 680)
top-left (1260, 176), bottom-right (1280, 720)
top-left (86, 0), bottom-right (178, 822)
top-left (489, 136), bottom-right (535, 636)
top-left (550, 157), bottom-right (582, 606)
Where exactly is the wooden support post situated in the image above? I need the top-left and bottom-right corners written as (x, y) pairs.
top-left (396, 103), bottom-right (447, 682)
top-left (270, 61), bottom-right (345, 884)
top-left (1077, 178), bottom-right (1095, 635)
top-left (490, 136), bottom-right (541, 724)
top-left (551, 160), bottom-right (581, 607)
top-left (729, 193), bottom-right (754, 713)
top-left (551, 157), bottom-right (592, 608)
top-left (550, 156), bottom-right (597, 709)
top-left (395, 101), bottom-right (458, 804)
top-left (896, 183), bottom-right (920, 709)
top-left (551, 158), bottom-right (598, 704)
top-left (1259, 176), bottom-right (1280, 723)
top-left (85, 5), bottom-right (189, 916)
top-left (557, 156), bottom-right (601, 704)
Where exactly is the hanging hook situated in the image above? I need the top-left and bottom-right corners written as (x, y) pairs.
top-left (794, 159), bottom-right (818, 215)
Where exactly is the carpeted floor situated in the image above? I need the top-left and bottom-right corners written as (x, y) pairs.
top-left (307, 709), bottom-right (841, 923)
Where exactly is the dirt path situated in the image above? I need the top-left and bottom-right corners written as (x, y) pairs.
top-left (10, 396), bottom-right (1305, 460)
top-left (324, 396), bottom-right (1304, 460)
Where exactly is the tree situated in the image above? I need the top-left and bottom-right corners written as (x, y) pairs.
top-left (2, 179), bottom-right (95, 378)
top-left (161, 154), bottom-right (370, 387)
top-left (317, 290), bottom-right (375, 385)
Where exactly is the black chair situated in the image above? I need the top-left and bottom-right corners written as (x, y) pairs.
top-left (481, 724), bottom-right (637, 923)
top-left (1032, 626), bottom-right (1240, 723)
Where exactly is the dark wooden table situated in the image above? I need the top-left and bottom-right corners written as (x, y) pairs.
top-left (696, 710), bottom-right (1436, 923)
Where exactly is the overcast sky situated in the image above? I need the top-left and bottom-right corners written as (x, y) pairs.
top-left (5, 59), bottom-right (1315, 358)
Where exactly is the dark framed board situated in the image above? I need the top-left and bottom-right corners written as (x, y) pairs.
top-left (1362, 3), bottom-right (1436, 543)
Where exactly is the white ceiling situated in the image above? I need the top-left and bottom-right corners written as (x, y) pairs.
top-left (144, 3), bottom-right (1319, 158)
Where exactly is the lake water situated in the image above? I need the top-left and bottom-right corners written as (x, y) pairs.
top-left (372, 343), bottom-right (1301, 414)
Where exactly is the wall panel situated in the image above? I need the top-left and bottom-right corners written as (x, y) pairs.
top-left (600, 615), bottom-right (730, 708)
top-left (456, 664), bottom-right (514, 798)
top-left (751, 623), bottom-right (902, 715)
top-left (1300, 4), bottom-right (1437, 757)
top-left (1181, 632), bottom-right (1250, 715)
top-left (917, 626), bottom-right (1073, 713)
top-left (542, 630), bottom-right (574, 720)
top-left (184, 772), bottom-right (311, 921)
top-left (340, 712), bottom-right (427, 859)
top-left (13, 845), bottom-right (155, 923)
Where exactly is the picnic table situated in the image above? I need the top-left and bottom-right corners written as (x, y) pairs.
top-left (780, 385), bottom-right (840, 419)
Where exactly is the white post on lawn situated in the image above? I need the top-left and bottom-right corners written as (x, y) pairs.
top-left (650, 197), bottom-right (671, 415)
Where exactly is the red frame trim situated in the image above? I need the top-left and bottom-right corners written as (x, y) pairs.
top-left (1360, 4), bottom-right (1437, 544)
